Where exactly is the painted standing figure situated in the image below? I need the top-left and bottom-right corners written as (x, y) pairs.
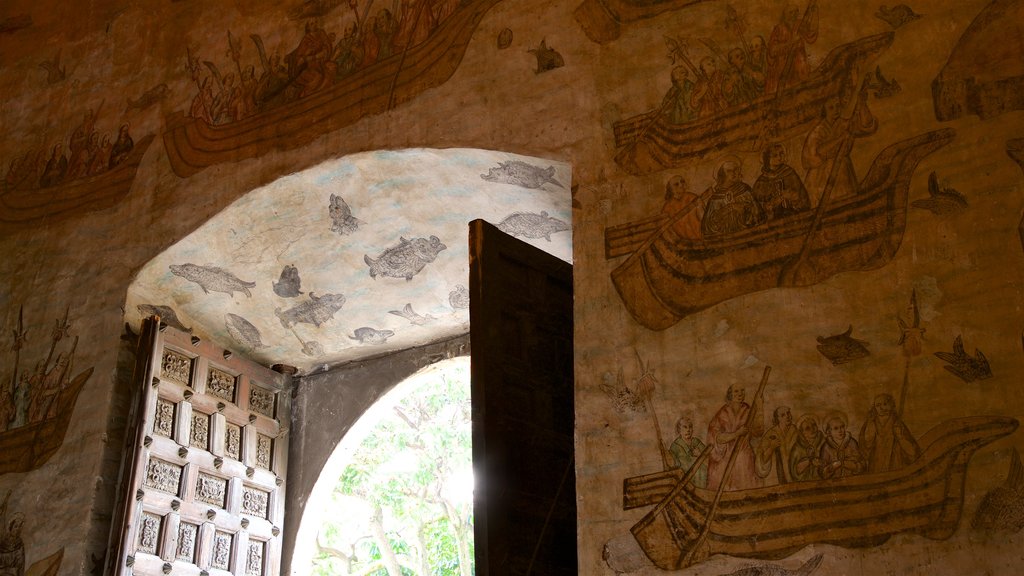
top-left (701, 158), bottom-right (764, 237)
top-left (859, 393), bottom-right (920, 473)
top-left (756, 406), bottom-right (798, 485)
top-left (818, 412), bottom-right (864, 479)
top-left (752, 143), bottom-right (811, 219)
top-left (789, 414), bottom-right (825, 481)
top-left (670, 416), bottom-right (707, 488)
top-left (707, 384), bottom-right (763, 491)
top-left (765, 1), bottom-right (819, 94)
top-left (660, 175), bottom-right (705, 239)
top-left (801, 82), bottom-right (877, 204)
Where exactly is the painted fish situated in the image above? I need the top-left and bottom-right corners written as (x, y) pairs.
top-left (126, 83), bottom-right (170, 112)
top-left (480, 160), bottom-right (564, 189)
top-left (329, 193), bottom-right (361, 235)
top-left (875, 4), bottom-right (922, 29)
top-left (912, 171), bottom-right (968, 215)
top-left (816, 325), bottom-right (870, 365)
top-left (449, 285), bottom-right (469, 309)
top-left (973, 448), bottom-right (1024, 533)
top-left (718, 553), bottom-right (824, 576)
top-left (301, 340), bottom-right (325, 357)
top-left (169, 263), bottom-right (256, 298)
top-left (934, 334), bottom-right (992, 383)
top-left (497, 211), bottom-right (569, 241)
top-left (349, 327), bottom-right (395, 345)
top-left (274, 292), bottom-right (346, 328)
top-left (273, 264), bottom-right (304, 298)
top-left (364, 235), bottom-right (446, 281)
top-left (388, 303), bottom-right (436, 325)
top-left (225, 313), bottom-right (266, 349)
top-left (136, 304), bottom-right (191, 333)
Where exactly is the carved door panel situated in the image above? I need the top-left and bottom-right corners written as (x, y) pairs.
top-left (469, 219), bottom-right (576, 575)
top-left (118, 320), bottom-right (291, 576)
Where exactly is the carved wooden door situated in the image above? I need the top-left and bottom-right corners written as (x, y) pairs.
top-left (116, 320), bottom-right (291, 576)
top-left (469, 219), bottom-right (576, 575)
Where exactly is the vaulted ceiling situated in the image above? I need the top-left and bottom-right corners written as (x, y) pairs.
top-left (127, 148), bottom-right (571, 373)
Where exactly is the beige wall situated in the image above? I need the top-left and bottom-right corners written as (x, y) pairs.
top-left (0, 0), bottom-right (1022, 574)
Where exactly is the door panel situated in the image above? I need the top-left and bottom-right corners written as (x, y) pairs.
top-left (116, 319), bottom-right (291, 576)
top-left (469, 219), bottom-right (576, 575)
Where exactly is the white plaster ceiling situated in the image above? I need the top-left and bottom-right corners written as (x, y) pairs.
top-left (127, 149), bottom-right (572, 373)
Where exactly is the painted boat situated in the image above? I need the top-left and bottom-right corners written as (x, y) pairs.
top-left (0, 135), bottom-right (155, 232)
top-left (0, 367), bottom-right (92, 474)
top-left (162, 0), bottom-right (502, 178)
top-left (25, 548), bottom-right (64, 576)
top-left (622, 416), bottom-right (1018, 570)
top-left (607, 128), bottom-right (955, 331)
top-left (613, 32), bottom-right (893, 175)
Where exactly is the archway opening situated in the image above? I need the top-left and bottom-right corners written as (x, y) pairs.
top-left (297, 357), bottom-right (472, 576)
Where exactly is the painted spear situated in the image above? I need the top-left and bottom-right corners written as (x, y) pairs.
top-left (633, 349), bottom-right (673, 470)
top-left (897, 289), bottom-right (924, 417)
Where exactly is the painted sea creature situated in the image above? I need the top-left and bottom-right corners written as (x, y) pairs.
top-left (480, 160), bottom-right (564, 189)
top-left (137, 304), bottom-right (192, 333)
top-left (225, 313), bottom-right (266, 349)
top-left (301, 340), bottom-right (325, 357)
top-left (169, 263), bottom-right (256, 297)
top-left (972, 448), bottom-right (1024, 533)
top-left (528, 38), bottom-right (564, 74)
top-left (816, 326), bottom-right (870, 365)
top-left (388, 303), bottom-right (436, 325)
top-left (39, 48), bottom-right (66, 84)
top-left (449, 285), bottom-right (469, 309)
top-left (497, 211), bottom-right (569, 241)
top-left (717, 554), bottom-right (824, 576)
top-left (912, 171), bottom-right (968, 215)
top-left (329, 193), bottom-right (361, 235)
top-left (875, 4), bottom-right (922, 29)
top-left (274, 292), bottom-right (346, 328)
top-left (935, 334), bottom-right (992, 382)
top-left (497, 28), bottom-right (513, 49)
top-left (869, 66), bottom-right (901, 99)
top-left (126, 83), bottom-right (170, 112)
top-left (599, 368), bottom-right (646, 414)
top-left (272, 264), bottom-right (304, 298)
top-left (349, 327), bottom-right (395, 345)
top-left (364, 236), bottom-right (447, 281)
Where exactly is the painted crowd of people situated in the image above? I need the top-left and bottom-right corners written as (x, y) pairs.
top-left (660, 80), bottom-right (877, 238)
top-left (3, 109), bottom-right (135, 191)
top-left (188, 0), bottom-right (463, 126)
top-left (670, 388), bottom-right (920, 491)
top-left (660, 1), bottom-right (820, 123)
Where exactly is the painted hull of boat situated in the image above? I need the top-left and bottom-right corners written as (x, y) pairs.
top-left (609, 129), bottom-right (955, 330)
top-left (625, 416), bottom-right (1018, 570)
top-left (613, 33), bottom-right (894, 175)
top-left (0, 367), bottom-right (92, 474)
top-left (0, 136), bottom-right (154, 232)
top-left (162, 0), bottom-right (502, 178)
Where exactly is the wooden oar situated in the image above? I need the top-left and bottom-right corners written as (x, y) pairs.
top-left (776, 92), bottom-right (860, 287)
top-left (676, 365), bottom-right (772, 569)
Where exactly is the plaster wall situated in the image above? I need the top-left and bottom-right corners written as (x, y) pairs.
top-left (0, 0), bottom-right (1021, 575)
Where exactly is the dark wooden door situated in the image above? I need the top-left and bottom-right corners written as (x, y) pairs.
top-left (469, 219), bottom-right (576, 575)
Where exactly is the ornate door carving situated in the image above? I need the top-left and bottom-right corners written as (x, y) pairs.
top-left (116, 319), bottom-right (291, 576)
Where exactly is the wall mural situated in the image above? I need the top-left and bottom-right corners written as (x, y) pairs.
top-left (0, 490), bottom-right (64, 576)
top-left (591, 0), bottom-right (1024, 573)
top-left (162, 0), bottom-right (505, 178)
top-left (614, 290), bottom-right (1020, 569)
top-left (0, 306), bottom-right (92, 476)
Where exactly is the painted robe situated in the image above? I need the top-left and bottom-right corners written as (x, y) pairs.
top-left (707, 402), bottom-right (761, 491)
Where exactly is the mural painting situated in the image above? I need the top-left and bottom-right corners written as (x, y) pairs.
top-left (591, 1), bottom-right (1024, 572)
top-left (0, 307), bottom-right (92, 476)
top-left (162, 0), bottom-right (505, 177)
top-left (0, 491), bottom-right (64, 576)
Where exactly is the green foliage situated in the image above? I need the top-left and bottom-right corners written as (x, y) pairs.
top-left (315, 363), bottom-right (474, 576)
